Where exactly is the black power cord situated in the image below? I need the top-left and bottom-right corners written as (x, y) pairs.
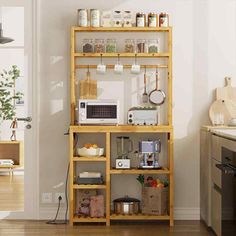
top-left (46, 162), bottom-right (70, 225)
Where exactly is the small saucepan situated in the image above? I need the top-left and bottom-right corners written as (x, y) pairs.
top-left (113, 196), bottom-right (140, 215)
top-left (149, 68), bottom-right (166, 105)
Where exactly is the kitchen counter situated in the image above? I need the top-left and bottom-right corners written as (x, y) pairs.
top-left (211, 128), bottom-right (236, 141)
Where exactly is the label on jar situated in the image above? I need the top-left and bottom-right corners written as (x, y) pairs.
top-left (149, 16), bottom-right (157, 27)
top-left (159, 16), bottom-right (168, 27)
top-left (78, 9), bottom-right (88, 27)
top-left (137, 17), bottom-right (145, 27)
top-left (91, 9), bottom-right (100, 27)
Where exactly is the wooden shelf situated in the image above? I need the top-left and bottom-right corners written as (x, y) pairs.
top-left (73, 184), bottom-right (107, 189)
top-left (74, 52), bottom-right (169, 58)
top-left (73, 26), bottom-right (171, 32)
top-left (73, 156), bottom-right (106, 162)
top-left (110, 168), bottom-right (170, 175)
top-left (73, 215), bottom-right (106, 223)
top-left (70, 125), bottom-right (173, 133)
top-left (110, 213), bottom-right (170, 220)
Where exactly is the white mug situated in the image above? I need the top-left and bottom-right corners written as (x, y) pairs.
top-left (131, 64), bottom-right (141, 74)
top-left (97, 64), bottom-right (106, 74)
top-left (114, 64), bottom-right (123, 74)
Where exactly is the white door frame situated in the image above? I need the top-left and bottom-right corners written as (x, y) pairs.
top-left (0, 0), bottom-right (39, 220)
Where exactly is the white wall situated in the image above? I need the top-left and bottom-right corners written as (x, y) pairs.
top-left (38, 0), bottom-right (236, 219)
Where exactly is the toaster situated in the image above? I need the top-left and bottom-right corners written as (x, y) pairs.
top-left (127, 106), bottom-right (158, 125)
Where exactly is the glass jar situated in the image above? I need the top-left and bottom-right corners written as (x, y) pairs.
top-left (136, 12), bottom-right (146, 27)
top-left (159, 12), bottom-right (169, 27)
top-left (106, 39), bottom-right (117, 53)
top-left (94, 39), bottom-right (105, 53)
top-left (125, 39), bottom-right (135, 53)
top-left (90, 9), bottom-right (100, 27)
top-left (148, 39), bottom-right (159, 53)
top-left (123, 11), bottom-right (133, 27)
top-left (136, 39), bottom-right (146, 53)
top-left (77, 9), bottom-right (88, 27)
top-left (148, 12), bottom-right (157, 27)
top-left (82, 39), bottom-right (93, 53)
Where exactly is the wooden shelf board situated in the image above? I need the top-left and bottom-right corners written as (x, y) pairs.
top-left (70, 125), bottom-right (173, 133)
top-left (0, 141), bottom-right (21, 144)
top-left (74, 53), bottom-right (169, 58)
top-left (73, 184), bottom-right (107, 189)
top-left (73, 156), bottom-right (106, 162)
top-left (73, 26), bottom-right (171, 32)
top-left (110, 168), bottom-right (170, 175)
top-left (0, 165), bottom-right (16, 169)
top-left (73, 216), bottom-right (106, 223)
top-left (110, 213), bottom-right (170, 220)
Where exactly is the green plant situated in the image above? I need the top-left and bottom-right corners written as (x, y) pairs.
top-left (0, 65), bottom-right (23, 121)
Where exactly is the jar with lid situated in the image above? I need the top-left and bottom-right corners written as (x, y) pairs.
top-left (82, 39), bottom-right (93, 53)
top-left (77, 9), bottom-right (88, 27)
top-left (148, 12), bottom-right (157, 27)
top-left (90, 9), bottom-right (100, 27)
top-left (159, 12), bottom-right (169, 27)
top-left (136, 39), bottom-right (146, 53)
top-left (125, 39), bottom-right (135, 53)
top-left (106, 39), bottom-right (117, 53)
top-left (136, 12), bottom-right (146, 27)
top-left (94, 39), bottom-right (105, 53)
top-left (123, 11), bottom-right (133, 27)
top-left (148, 39), bottom-right (159, 53)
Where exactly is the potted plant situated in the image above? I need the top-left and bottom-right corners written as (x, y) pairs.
top-left (0, 65), bottom-right (24, 139)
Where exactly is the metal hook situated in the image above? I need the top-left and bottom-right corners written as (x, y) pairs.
top-left (87, 65), bottom-right (89, 73)
top-left (117, 54), bottom-right (120, 64)
top-left (100, 54), bottom-right (103, 64)
top-left (135, 54), bottom-right (137, 64)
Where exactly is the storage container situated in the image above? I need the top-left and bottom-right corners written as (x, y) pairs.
top-left (82, 39), bottom-right (93, 53)
top-left (90, 9), bottom-right (100, 27)
top-left (148, 12), bottom-right (157, 27)
top-left (77, 9), bottom-right (88, 27)
top-left (136, 12), bottom-right (146, 27)
top-left (94, 39), bottom-right (105, 53)
top-left (106, 39), bottom-right (117, 53)
top-left (125, 39), bottom-right (135, 53)
top-left (148, 39), bottom-right (159, 53)
top-left (136, 39), bottom-right (146, 53)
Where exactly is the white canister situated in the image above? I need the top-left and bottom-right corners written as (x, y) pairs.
top-left (77, 9), bottom-right (88, 27)
top-left (90, 9), bottom-right (100, 27)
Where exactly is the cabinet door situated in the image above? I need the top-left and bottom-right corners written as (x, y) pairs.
top-left (212, 184), bottom-right (222, 236)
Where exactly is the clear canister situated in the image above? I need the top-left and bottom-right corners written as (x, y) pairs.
top-left (106, 39), bottom-right (117, 53)
top-left (136, 39), bottom-right (146, 53)
top-left (82, 39), bottom-right (93, 53)
top-left (94, 39), bottom-right (105, 53)
top-left (90, 9), bottom-right (100, 27)
top-left (148, 12), bottom-right (157, 27)
top-left (125, 39), bottom-right (135, 53)
top-left (77, 9), bottom-right (88, 27)
top-left (148, 39), bottom-right (159, 53)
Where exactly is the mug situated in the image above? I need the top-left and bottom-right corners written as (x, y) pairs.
top-left (131, 64), bottom-right (141, 74)
top-left (97, 64), bottom-right (106, 74)
top-left (114, 64), bottom-right (123, 74)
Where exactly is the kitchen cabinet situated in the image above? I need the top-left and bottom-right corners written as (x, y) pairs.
top-left (69, 27), bottom-right (173, 226)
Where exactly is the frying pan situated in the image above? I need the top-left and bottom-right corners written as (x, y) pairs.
top-left (149, 68), bottom-right (166, 105)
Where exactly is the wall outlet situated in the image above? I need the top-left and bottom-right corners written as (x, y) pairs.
top-left (55, 192), bottom-right (65, 204)
top-left (42, 192), bottom-right (52, 203)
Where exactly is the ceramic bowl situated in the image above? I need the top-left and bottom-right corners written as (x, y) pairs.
top-left (77, 147), bottom-right (104, 157)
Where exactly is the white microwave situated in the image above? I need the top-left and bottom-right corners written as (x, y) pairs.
top-left (77, 99), bottom-right (119, 125)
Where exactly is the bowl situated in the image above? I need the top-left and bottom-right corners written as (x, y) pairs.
top-left (77, 147), bottom-right (104, 157)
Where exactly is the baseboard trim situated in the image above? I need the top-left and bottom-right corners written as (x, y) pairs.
top-left (39, 207), bottom-right (67, 220)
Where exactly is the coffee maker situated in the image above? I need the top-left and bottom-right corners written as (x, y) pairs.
top-left (138, 140), bottom-right (161, 169)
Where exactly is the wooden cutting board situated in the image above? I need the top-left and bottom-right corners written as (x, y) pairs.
top-left (209, 99), bottom-right (236, 125)
top-left (79, 71), bottom-right (97, 99)
top-left (216, 77), bottom-right (236, 102)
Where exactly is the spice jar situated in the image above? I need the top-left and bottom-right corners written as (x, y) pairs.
top-left (77, 9), bottom-right (88, 27)
top-left (136, 12), bottom-right (146, 27)
top-left (148, 12), bottom-right (157, 27)
top-left (94, 39), bottom-right (105, 53)
top-left (159, 12), bottom-right (169, 27)
top-left (148, 39), bottom-right (159, 53)
top-left (123, 11), bottom-right (133, 27)
top-left (136, 39), bottom-right (146, 53)
top-left (113, 11), bottom-right (123, 27)
top-left (106, 39), bottom-right (117, 53)
top-left (125, 39), bottom-right (135, 53)
top-left (82, 39), bottom-right (93, 53)
top-left (90, 9), bottom-right (100, 27)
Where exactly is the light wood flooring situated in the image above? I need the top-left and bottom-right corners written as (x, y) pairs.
top-left (0, 174), bottom-right (24, 211)
top-left (0, 220), bottom-right (214, 236)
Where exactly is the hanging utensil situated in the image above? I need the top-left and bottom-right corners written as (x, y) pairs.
top-left (142, 66), bottom-right (149, 104)
top-left (97, 54), bottom-right (106, 74)
top-left (79, 65), bottom-right (97, 99)
top-left (149, 67), bottom-right (165, 105)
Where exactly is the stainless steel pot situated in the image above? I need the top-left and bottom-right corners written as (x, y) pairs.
top-left (113, 196), bottom-right (140, 215)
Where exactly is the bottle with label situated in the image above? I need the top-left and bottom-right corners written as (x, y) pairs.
top-left (77, 9), bottom-right (88, 27)
top-left (90, 9), bottom-right (100, 27)
top-left (148, 12), bottom-right (157, 27)
top-left (136, 12), bottom-right (146, 27)
top-left (159, 12), bottom-right (169, 27)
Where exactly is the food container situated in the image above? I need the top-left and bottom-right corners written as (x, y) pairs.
top-left (82, 39), bottom-right (93, 53)
top-left (77, 9), bottom-right (88, 27)
top-left (148, 39), bottom-right (159, 53)
top-left (77, 147), bottom-right (104, 157)
top-left (113, 11), bottom-right (123, 27)
top-left (90, 9), bottom-right (100, 27)
top-left (113, 196), bottom-right (140, 215)
top-left (136, 12), bottom-right (146, 27)
top-left (148, 12), bottom-right (157, 27)
top-left (106, 39), bottom-right (116, 53)
top-left (159, 12), bottom-right (169, 27)
top-left (123, 11), bottom-right (133, 27)
top-left (125, 39), bottom-right (135, 53)
top-left (136, 39), bottom-right (146, 53)
top-left (94, 39), bottom-right (105, 53)
top-left (101, 11), bottom-right (112, 27)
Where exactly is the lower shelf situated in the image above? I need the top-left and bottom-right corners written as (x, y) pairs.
top-left (110, 213), bottom-right (170, 220)
top-left (73, 215), bottom-right (106, 223)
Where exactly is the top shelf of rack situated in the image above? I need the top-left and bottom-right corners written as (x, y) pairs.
top-left (72, 27), bottom-right (171, 32)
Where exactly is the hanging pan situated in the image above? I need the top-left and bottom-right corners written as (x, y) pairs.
top-left (149, 68), bottom-right (166, 105)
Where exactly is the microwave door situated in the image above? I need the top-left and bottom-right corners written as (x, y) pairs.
top-left (87, 105), bottom-right (117, 119)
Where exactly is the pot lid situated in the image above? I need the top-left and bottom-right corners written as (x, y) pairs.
top-left (114, 195), bottom-right (140, 203)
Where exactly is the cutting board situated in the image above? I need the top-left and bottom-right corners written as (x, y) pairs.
top-left (79, 71), bottom-right (97, 99)
top-left (209, 99), bottom-right (236, 125)
top-left (216, 77), bottom-right (236, 102)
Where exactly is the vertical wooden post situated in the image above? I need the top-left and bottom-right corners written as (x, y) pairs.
top-left (69, 128), bottom-right (74, 226)
top-left (106, 132), bottom-right (111, 226)
top-left (168, 27), bottom-right (173, 126)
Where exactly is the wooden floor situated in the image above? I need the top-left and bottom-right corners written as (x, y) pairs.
top-left (0, 220), bottom-right (214, 236)
top-left (0, 174), bottom-right (24, 211)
